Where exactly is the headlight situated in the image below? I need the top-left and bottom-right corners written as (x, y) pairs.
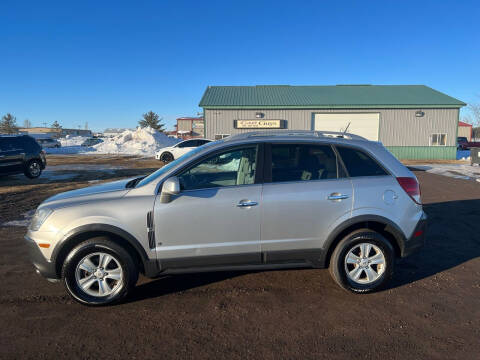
top-left (29, 208), bottom-right (53, 231)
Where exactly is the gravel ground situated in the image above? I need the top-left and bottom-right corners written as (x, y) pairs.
top-left (0, 155), bottom-right (479, 359)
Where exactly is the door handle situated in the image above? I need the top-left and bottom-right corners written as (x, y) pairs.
top-left (328, 193), bottom-right (349, 201)
top-left (237, 200), bottom-right (258, 207)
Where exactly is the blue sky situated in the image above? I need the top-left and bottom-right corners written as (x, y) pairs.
top-left (1, 0), bottom-right (479, 132)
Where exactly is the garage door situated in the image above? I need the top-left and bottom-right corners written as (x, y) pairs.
top-left (314, 113), bottom-right (380, 141)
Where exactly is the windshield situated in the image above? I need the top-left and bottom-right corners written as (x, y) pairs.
top-left (136, 141), bottom-right (219, 187)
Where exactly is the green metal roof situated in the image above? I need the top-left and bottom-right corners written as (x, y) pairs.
top-left (199, 85), bottom-right (466, 109)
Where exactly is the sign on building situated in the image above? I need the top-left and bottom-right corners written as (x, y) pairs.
top-left (234, 120), bottom-right (285, 129)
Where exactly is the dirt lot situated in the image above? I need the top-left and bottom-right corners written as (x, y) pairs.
top-left (0, 155), bottom-right (479, 359)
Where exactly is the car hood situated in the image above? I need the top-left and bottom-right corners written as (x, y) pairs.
top-left (40, 178), bottom-right (135, 209)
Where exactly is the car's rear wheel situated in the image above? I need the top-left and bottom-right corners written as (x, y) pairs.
top-left (329, 229), bottom-right (394, 293)
top-left (62, 237), bottom-right (138, 306)
top-left (24, 159), bottom-right (43, 179)
top-left (160, 152), bottom-right (174, 163)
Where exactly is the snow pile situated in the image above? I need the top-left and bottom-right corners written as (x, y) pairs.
top-left (59, 136), bottom-right (89, 147)
top-left (93, 127), bottom-right (179, 156)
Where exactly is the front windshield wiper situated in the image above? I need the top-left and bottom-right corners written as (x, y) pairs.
top-left (125, 176), bottom-right (145, 188)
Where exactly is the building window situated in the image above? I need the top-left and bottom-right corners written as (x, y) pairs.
top-left (215, 134), bottom-right (230, 140)
top-left (430, 133), bottom-right (447, 146)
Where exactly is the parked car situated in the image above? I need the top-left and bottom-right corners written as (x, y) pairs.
top-left (0, 135), bottom-right (46, 178)
top-left (37, 138), bottom-right (61, 148)
top-left (155, 139), bottom-right (212, 162)
top-left (457, 136), bottom-right (480, 150)
top-left (26, 130), bottom-right (426, 305)
top-left (81, 138), bottom-right (103, 147)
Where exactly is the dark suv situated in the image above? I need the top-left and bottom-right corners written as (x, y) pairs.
top-left (0, 135), bottom-right (46, 178)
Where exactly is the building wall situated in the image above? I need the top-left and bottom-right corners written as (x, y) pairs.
top-left (458, 125), bottom-right (472, 141)
top-left (177, 119), bottom-right (193, 132)
top-left (204, 108), bottom-right (459, 159)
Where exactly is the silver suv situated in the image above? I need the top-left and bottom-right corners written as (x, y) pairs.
top-left (25, 131), bottom-right (426, 305)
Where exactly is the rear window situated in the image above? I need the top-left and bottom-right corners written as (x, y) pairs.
top-left (336, 146), bottom-right (387, 177)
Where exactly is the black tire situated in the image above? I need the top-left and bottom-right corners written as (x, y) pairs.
top-left (24, 159), bottom-right (43, 179)
top-left (61, 237), bottom-right (139, 306)
top-left (329, 229), bottom-right (395, 293)
top-left (160, 152), bottom-right (174, 163)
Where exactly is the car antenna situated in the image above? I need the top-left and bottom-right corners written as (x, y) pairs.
top-left (341, 122), bottom-right (351, 137)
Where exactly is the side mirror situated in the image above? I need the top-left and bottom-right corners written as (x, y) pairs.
top-left (160, 176), bottom-right (180, 203)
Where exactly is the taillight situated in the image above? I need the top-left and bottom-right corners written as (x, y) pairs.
top-left (396, 177), bottom-right (421, 204)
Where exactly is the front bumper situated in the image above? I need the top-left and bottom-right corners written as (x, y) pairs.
top-left (402, 212), bottom-right (427, 257)
top-left (24, 235), bottom-right (58, 279)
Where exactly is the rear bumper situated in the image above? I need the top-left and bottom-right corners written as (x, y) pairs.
top-left (401, 212), bottom-right (427, 257)
top-left (24, 235), bottom-right (58, 279)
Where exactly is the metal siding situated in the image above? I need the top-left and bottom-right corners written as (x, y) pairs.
top-left (386, 146), bottom-right (456, 160)
top-left (177, 119), bottom-right (192, 132)
top-left (458, 126), bottom-right (471, 141)
top-left (205, 108), bottom-right (458, 147)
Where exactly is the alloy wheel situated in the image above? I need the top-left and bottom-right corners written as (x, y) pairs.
top-left (29, 162), bottom-right (41, 177)
top-left (344, 243), bottom-right (386, 284)
top-left (75, 252), bottom-right (123, 297)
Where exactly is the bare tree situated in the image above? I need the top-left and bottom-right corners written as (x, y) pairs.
top-left (468, 102), bottom-right (480, 127)
top-left (464, 96), bottom-right (480, 140)
top-left (23, 119), bottom-right (32, 128)
top-left (0, 113), bottom-right (18, 134)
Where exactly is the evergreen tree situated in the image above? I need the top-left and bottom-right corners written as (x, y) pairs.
top-left (0, 113), bottom-right (18, 134)
top-left (139, 111), bottom-right (165, 132)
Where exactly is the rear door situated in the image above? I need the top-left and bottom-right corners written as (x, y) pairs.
top-left (261, 142), bottom-right (353, 263)
top-left (0, 138), bottom-right (25, 174)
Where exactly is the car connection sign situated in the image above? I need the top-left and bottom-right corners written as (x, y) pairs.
top-left (234, 120), bottom-right (286, 129)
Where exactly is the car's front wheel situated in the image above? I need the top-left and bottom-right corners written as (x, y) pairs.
top-left (329, 229), bottom-right (394, 293)
top-left (24, 159), bottom-right (43, 179)
top-left (62, 237), bottom-right (138, 306)
top-left (160, 152), bottom-right (174, 163)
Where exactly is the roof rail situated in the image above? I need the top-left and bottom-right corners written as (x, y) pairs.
top-left (224, 130), bottom-right (366, 141)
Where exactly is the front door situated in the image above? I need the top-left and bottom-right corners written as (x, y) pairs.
top-left (261, 143), bottom-right (353, 263)
top-left (154, 144), bottom-right (262, 269)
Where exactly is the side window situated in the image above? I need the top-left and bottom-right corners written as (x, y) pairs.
top-left (336, 146), bottom-right (387, 177)
top-left (197, 140), bottom-right (210, 146)
top-left (270, 144), bottom-right (339, 182)
top-left (431, 133), bottom-right (446, 146)
top-left (178, 146), bottom-right (257, 191)
top-left (1, 137), bottom-right (24, 151)
top-left (24, 137), bottom-right (41, 152)
top-left (177, 140), bottom-right (194, 148)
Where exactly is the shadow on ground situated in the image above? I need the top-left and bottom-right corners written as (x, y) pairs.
top-left (391, 199), bottom-right (480, 288)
